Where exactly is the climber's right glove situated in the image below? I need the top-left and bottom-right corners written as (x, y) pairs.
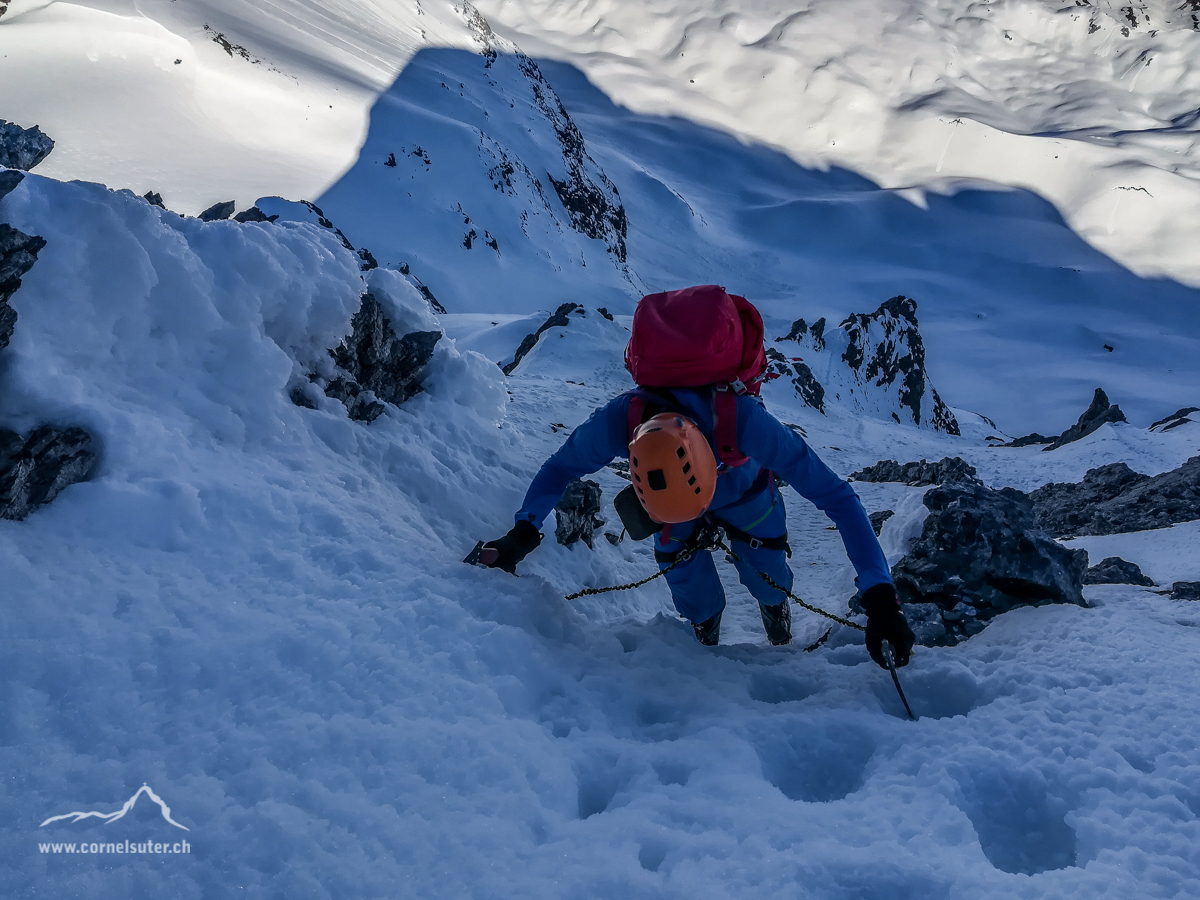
top-left (479, 520), bottom-right (543, 574)
top-left (861, 582), bottom-right (915, 669)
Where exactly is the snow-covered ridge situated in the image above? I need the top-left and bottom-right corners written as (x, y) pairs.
top-left (475, 0), bottom-right (1200, 287)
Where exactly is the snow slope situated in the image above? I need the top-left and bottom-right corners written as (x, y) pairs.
top-left (4, 1), bottom-right (1200, 897)
top-left (4, 171), bottom-right (1200, 898)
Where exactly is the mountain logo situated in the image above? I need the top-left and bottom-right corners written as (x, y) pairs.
top-left (40, 784), bottom-right (190, 831)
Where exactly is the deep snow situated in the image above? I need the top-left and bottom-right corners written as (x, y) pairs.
top-left (3, 1), bottom-right (1200, 898)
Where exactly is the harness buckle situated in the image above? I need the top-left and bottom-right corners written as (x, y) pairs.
top-left (748, 536), bottom-right (763, 550)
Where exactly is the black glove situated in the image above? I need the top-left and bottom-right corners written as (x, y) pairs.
top-left (861, 582), bottom-right (915, 669)
top-left (480, 520), bottom-right (543, 574)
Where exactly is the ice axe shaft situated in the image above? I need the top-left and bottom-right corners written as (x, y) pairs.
top-left (883, 641), bottom-right (916, 720)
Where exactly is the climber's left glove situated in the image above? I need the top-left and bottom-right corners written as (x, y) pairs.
top-left (861, 582), bottom-right (915, 669)
top-left (479, 520), bottom-right (543, 574)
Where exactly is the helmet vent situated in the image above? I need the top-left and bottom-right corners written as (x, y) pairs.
top-left (688, 476), bottom-right (696, 486)
top-left (682, 462), bottom-right (691, 474)
top-left (675, 447), bottom-right (686, 459)
top-left (647, 470), bottom-right (667, 491)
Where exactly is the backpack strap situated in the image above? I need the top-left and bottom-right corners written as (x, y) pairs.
top-left (712, 387), bottom-right (749, 467)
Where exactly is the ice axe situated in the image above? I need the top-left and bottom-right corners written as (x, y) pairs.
top-left (883, 640), bottom-right (916, 720)
top-left (463, 541), bottom-right (500, 568)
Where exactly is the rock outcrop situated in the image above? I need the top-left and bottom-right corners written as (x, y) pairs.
top-left (868, 509), bottom-right (894, 535)
top-left (502, 302), bottom-right (583, 375)
top-left (293, 293), bottom-right (441, 422)
top-left (1082, 557), bottom-right (1156, 586)
top-left (1169, 582), bottom-right (1200, 601)
top-left (888, 481), bottom-right (1088, 646)
top-left (554, 479), bottom-right (604, 548)
top-left (1, 426), bottom-right (97, 520)
top-left (774, 297), bottom-right (959, 434)
top-left (1029, 456), bottom-right (1200, 538)
top-left (1004, 388), bottom-right (1127, 450)
top-left (850, 456), bottom-right (980, 487)
top-left (1149, 407), bottom-right (1198, 433)
top-left (0, 169), bottom-right (23, 203)
top-left (198, 201), bottom-right (236, 222)
top-left (1, 223), bottom-right (47, 351)
top-left (0, 120), bottom-right (54, 170)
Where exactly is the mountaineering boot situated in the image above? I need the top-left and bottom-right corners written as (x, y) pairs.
top-left (759, 601), bottom-right (792, 646)
top-left (692, 611), bottom-right (722, 646)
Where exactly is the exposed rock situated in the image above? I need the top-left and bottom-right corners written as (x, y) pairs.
top-left (597, 307), bottom-right (614, 321)
top-left (1, 223), bottom-right (48, 351)
top-left (1149, 407), bottom-right (1198, 433)
top-left (143, 191), bottom-right (166, 209)
top-left (233, 206), bottom-right (277, 224)
top-left (327, 293), bottom-right (442, 420)
top-left (1169, 582), bottom-right (1200, 601)
top-left (868, 509), bottom-right (894, 535)
top-left (1004, 388), bottom-right (1127, 450)
top-left (1003, 432), bottom-right (1056, 448)
top-left (0, 169), bottom-right (24, 203)
top-left (554, 479), bottom-right (604, 548)
top-left (356, 247), bottom-right (378, 270)
top-left (842, 297), bottom-right (959, 433)
top-left (1045, 388), bottom-right (1127, 450)
top-left (1029, 456), bottom-right (1200, 538)
top-left (778, 317), bottom-right (826, 350)
top-left (850, 456), bottom-right (980, 487)
top-left (774, 297), bottom-right (958, 433)
top-left (1082, 557), bottom-right (1156, 586)
top-left (0, 120), bottom-right (55, 170)
top-left (1, 426), bottom-right (97, 520)
top-left (198, 201), bottom-right (236, 222)
top-left (889, 481), bottom-right (1088, 646)
top-left (502, 302), bottom-right (583, 375)
top-left (463, 4), bottom-right (628, 263)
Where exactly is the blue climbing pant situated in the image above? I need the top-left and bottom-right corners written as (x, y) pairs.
top-left (653, 480), bottom-right (793, 624)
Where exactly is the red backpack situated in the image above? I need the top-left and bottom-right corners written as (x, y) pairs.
top-left (624, 285), bottom-right (769, 467)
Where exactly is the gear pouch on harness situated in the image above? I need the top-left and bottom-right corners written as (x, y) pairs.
top-left (614, 484), bottom-right (662, 541)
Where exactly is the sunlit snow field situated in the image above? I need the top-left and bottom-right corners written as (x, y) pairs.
top-left (2, 1), bottom-right (1200, 898)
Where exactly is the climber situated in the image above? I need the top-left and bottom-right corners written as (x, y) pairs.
top-left (479, 285), bottom-right (914, 662)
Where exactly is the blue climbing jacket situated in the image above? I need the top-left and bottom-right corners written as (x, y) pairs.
top-left (516, 388), bottom-right (893, 592)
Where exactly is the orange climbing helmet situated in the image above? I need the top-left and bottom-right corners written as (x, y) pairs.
top-left (628, 413), bottom-right (718, 524)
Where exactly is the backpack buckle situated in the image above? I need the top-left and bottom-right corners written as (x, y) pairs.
top-left (729, 378), bottom-right (748, 394)
top-left (748, 536), bottom-right (763, 550)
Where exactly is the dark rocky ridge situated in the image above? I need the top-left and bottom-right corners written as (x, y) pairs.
top-left (1004, 388), bottom-right (1127, 450)
top-left (463, 4), bottom-right (628, 263)
top-left (887, 481), bottom-right (1088, 646)
top-left (199, 201), bottom-right (236, 222)
top-left (1169, 582), bottom-right (1200, 601)
top-left (1149, 407), bottom-right (1198, 433)
top-left (293, 293), bottom-right (441, 422)
top-left (1083, 557), bottom-right (1156, 587)
top-left (0, 169), bottom-right (23, 203)
top-left (1029, 456), bottom-right (1200, 538)
top-left (868, 509), bottom-right (894, 535)
top-left (502, 302), bottom-right (584, 375)
top-left (1, 223), bottom-right (47, 351)
top-left (850, 456), bottom-right (980, 487)
top-left (775, 297), bottom-right (959, 434)
top-left (554, 479), bottom-right (604, 548)
top-left (0, 120), bottom-right (55, 170)
top-left (1, 426), bottom-right (97, 520)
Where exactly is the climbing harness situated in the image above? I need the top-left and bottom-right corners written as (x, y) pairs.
top-left (564, 524), bottom-right (863, 632)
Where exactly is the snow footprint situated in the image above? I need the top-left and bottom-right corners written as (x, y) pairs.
top-left (754, 723), bottom-right (875, 803)
top-left (952, 760), bottom-right (1076, 875)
